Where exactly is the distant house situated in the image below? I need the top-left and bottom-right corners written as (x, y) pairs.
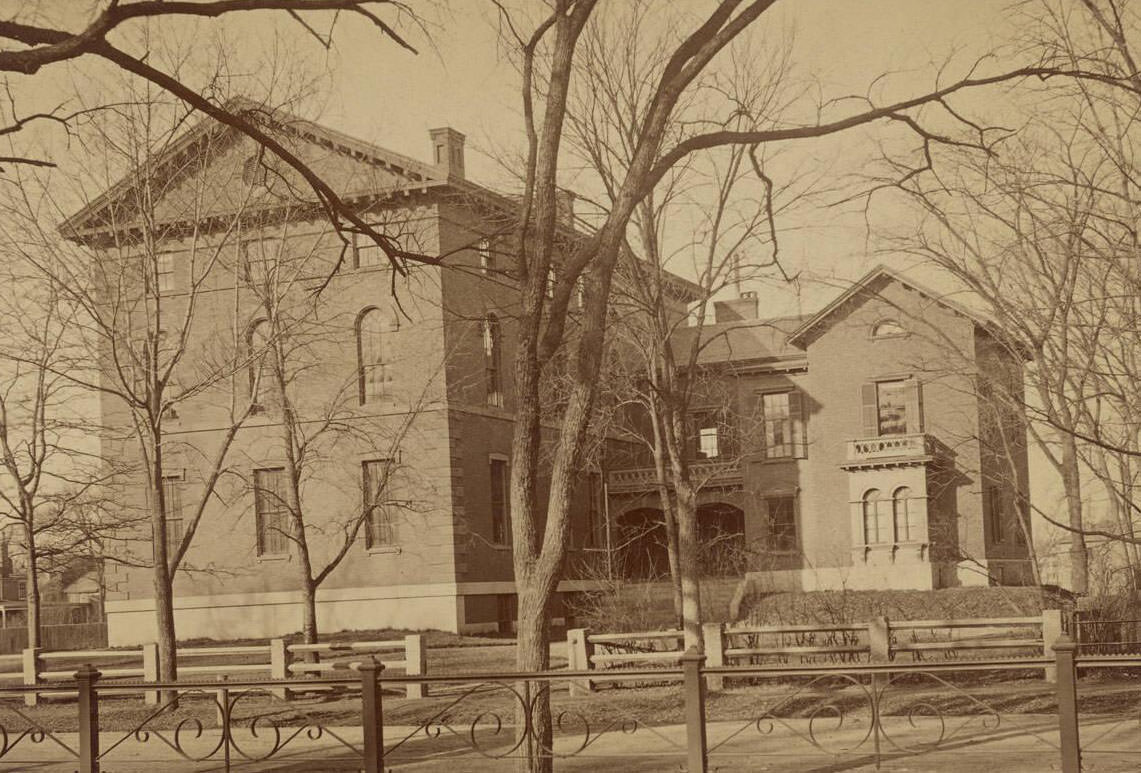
top-left (608, 267), bottom-right (1035, 591)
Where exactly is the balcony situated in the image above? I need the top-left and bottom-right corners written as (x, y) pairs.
top-left (608, 460), bottom-right (742, 494)
top-left (843, 433), bottom-right (934, 469)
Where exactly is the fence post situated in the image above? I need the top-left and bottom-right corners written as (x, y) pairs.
top-left (22, 647), bottom-right (39, 707)
top-left (404, 634), bottom-right (426, 699)
top-left (141, 642), bottom-right (159, 705)
top-left (269, 638), bottom-right (288, 700)
top-left (703, 622), bottom-right (725, 691)
top-left (1053, 634), bottom-right (1080, 773)
top-left (76, 664), bottom-right (101, 773)
top-left (1042, 609), bottom-right (1062, 683)
top-left (868, 617), bottom-right (890, 662)
top-left (567, 628), bottom-right (594, 696)
top-left (681, 646), bottom-right (708, 773)
top-left (360, 657), bottom-right (385, 773)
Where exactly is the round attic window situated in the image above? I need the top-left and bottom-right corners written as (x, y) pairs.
top-left (871, 319), bottom-right (906, 338)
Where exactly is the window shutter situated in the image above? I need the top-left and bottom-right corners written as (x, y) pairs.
top-left (788, 391), bottom-right (807, 458)
top-left (860, 383), bottom-right (878, 438)
top-left (906, 379), bottom-right (924, 434)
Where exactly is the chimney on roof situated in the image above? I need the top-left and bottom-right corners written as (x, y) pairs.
top-left (555, 189), bottom-right (576, 227)
top-left (429, 127), bottom-right (465, 180)
top-left (714, 290), bottom-right (759, 323)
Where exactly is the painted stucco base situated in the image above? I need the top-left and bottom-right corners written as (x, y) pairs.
top-left (106, 580), bottom-right (603, 646)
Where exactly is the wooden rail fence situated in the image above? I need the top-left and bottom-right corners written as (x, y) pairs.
top-left (0, 633), bottom-right (426, 705)
top-left (567, 609), bottom-right (1066, 692)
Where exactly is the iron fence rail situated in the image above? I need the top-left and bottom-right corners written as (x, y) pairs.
top-left (0, 639), bottom-right (1125, 772)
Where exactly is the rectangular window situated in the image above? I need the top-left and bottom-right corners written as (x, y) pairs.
top-left (768, 495), bottom-right (797, 551)
top-left (362, 459), bottom-right (395, 548)
top-left (156, 252), bottom-right (175, 294)
top-left (761, 391), bottom-right (807, 459)
top-left (546, 267), bottom-right (556, 299)
top-left (584, 471), bottom-right (602, 548)
top-left (478, 238), bottom-right (494, 274)
top-left (242, 239), bottom-right (277, 286)
top-left (355, 230), bottom-right (384, 268)
top-left (253, 467), bottom-right (290, 556)
top-left (861, 379), bottom-right (923, 437)
top-left (693, 411), bottom-right (732, 460)
top-left (876, 380), bottom-right (909, 435)
top-left (987, 488), bottom-right (1006, 544)
top-left (162, 472), bottom-right (185, 556)
top-left (490, 457), bottom-right (510, 544)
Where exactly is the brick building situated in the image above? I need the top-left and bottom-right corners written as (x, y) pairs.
top-left (609, 268), bottom-right (1034, 592)
top-left (66, 111), bottom-right (1031, 646)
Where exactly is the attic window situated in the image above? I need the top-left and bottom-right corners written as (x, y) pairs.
top-left (871, 319), bottom-right (906, 339)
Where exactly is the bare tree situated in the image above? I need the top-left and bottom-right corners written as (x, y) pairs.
top-left (0, 91), bottom-right (289, 687)
top-left (564, 6), bottom-right (801, 646)
top-left (492, 3), bottom-right (1074, 769)
top-left (0, 257), bottom-right (126, 649)
top-left (238, 213), bottom-right (441, 645)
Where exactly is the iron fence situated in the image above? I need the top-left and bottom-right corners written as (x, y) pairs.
top-left (0, 636), bottom-right (1120, 771)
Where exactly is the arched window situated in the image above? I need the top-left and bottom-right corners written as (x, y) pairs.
top-left (358, 308), bottom-right (397, 404)
top-left (484, 314), bottom-right (503, 407)
top-left (893, 486), bottom-right (916, 542)
top-left (862, 489), bottom-right (890, 545)
top-left (872, 319), bottom-right (906, 338)
top-left (247, 319), bottom-right (272, 410)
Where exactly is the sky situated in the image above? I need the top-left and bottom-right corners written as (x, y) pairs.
top-left (5, 0), bottom-right (1023, 314)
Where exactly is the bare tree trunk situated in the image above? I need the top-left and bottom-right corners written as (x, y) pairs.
top-left (514, 579), bottom-right (553, 773)
top-left (1061, 434), bottom-right (1088, 594)
top-left (650, 410), bottom-right (683, 625)
top-left (672, 477), bottom-right (704, 651)
top-left (23, 525), bottom-right (39, 650)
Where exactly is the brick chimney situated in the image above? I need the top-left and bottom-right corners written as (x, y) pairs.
top-left (429, 127), bottom-right (465, 180)
top-left (713, 291), bottom-right (759, 323)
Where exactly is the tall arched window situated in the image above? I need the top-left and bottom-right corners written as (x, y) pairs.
top-left (358, 308), bottom-right (396, 404)
top-left (862, 489), bottom-right (890, 545)
top-left (893, 487), bottom-right (916, 542)
top-left (484, 314), bottom-right (503, 407)
top-left (247, 319), bottom-right (271, 410)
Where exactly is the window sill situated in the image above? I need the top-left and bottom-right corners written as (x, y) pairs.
top-left (491, 543), bottom-right (513, 552)
top-left (256, 553), bottom-right (289, 563)
top-left (367, 545), bottom-right (401, 555)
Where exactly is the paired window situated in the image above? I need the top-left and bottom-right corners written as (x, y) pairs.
top-left (490, 457), bottom-right (510, 544)
top-left (253, 467), bottom-right (290, 556)
top-left (760, 391), bottom-right (807, 459)
top-left (358, 307), bottom-right (398, 404)
top-left (767, 495), bottom-right (798, 551)
top-left (362, 459), bottom-right (395, 548)
top-left (862, 487), bottom-right (919, 545)
top-left (162, 472), bottom-right (185, 556)
top-left (483, 314), bottom-right (503, 407)
top-left (861, 379), bottom-right (923, 437)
